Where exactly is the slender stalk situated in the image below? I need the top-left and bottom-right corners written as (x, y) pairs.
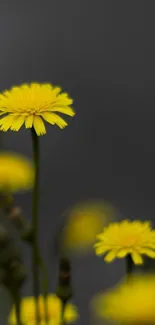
top-left (126, 254), bottom-right (133, 277)
top-left (61, 300), bottom-right (67, 325)
top-left (11, 286), bottom-right (22, 325)
top-left (31, 128), bottom-right (49, 324)
top-left (31, 127), bottom-right (41, 324)
top-left (37, 251), bottom-right (49, 323)
top-left (57, 257), bottom-right (72, 325)
top-left (2, 188), bottom-right (49, 323)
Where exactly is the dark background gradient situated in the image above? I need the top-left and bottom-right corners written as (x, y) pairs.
top-left (0, 0), bottom-right (154, 324)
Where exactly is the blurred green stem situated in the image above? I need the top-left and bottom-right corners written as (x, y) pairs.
top-left (31, 128), bottom-right (49, 324)
top-left (126, 254), bottom-right (133, 277)
top-left (11, 286), bottom-right (22, 325)
top-left (37, 251), bottom-right (49, 323)
top-left (61, 300), bottom-right (67, 325)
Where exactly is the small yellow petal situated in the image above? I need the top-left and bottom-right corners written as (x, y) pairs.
top-left (131, 251), bottom-right (143, 264)
top-left (95, 246), bottom-right (110, 256)
top-left (117, 249), bottom-right (128, 258)
top-left (10, 115), bottom-right (26, 131)
top-left (56, 93), bottom-right (73, 106)
top-left (141, 248), bottom-right (155, 258)
top-left (42, 112), bottom-right (67, 129)
top-left (33, 116), bottom-right (46, 136)
top-left (0, 114), bottom-right (19, 131)
top-left (41, 112), bottom-right (55, 125)
top-left (25, 115), bottom-right (34, 128)
top-left (104, 250), bottom-right (117, 262)
top-left (50, 106), bottom-right (75, 117)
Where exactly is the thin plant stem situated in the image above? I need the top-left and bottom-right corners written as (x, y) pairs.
top-left (11, 286), bottom-right (22, 325)
top-left (31, 127), bottom-right (40, 324)
top-left (61, 300), bottom-right (67, 325)
top-left (2, 189), bottom-right (49, 323)
top-left (31, 128), bottom-right (49, 324)
top-left (126, 254), bottom-right (133, 277)
top-left (37, 251), bottom-right (49, 323)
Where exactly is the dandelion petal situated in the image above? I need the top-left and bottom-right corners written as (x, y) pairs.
top-left (117, 249), bottom-right (128, 258)
top-left (104, 250), bottom-right (117, 262)
top-left (131, 251), bottom-right (143, 264)
top-left (25, 115), bottom-right (33, 128)
top-left (51, 106), bottom-right (75, 117)
top-left (42, 112), bottom-right (67, 129)
top-left (141, 248), bottom-right (155, 258)
top-left (33, 116), bottom-right (46, 136)
top-left (10, 115), bottom-right (25, 131)
top-left (41, 112), bottom-right (55, 125)
top-left (0, 115), bottom-right (17, 131)
top-left (95, 246), bottom-right (110, 256)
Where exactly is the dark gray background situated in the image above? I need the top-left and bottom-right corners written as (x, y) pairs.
top-left (0, 0), bottom-right (154, 324)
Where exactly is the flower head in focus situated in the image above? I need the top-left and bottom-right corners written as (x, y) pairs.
top-left (0, 152), bottom-right (34, 193)
top-left (9, 294), bottom-right (78, 325)
top-left (95, 220), bottom-right (155, 264)
top-left (0, 83), bottom-right (75, 136)
top-left (92, 274), bottom-right (155, 324)
top-left (62, 200), bottom-right (116, 254)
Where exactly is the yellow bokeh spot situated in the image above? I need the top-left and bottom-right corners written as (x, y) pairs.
top-left (9, 294), bottom-right (78, 325)
top-left (92, 274), bottom-right (155, 323)
top-left (0, 152), bottom-right (34, 193)
top-left (63, 200), bottom-right (116, 253)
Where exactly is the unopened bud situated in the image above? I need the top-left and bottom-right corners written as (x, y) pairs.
top-left (8, 206), bottom-right (33, 244)
top-left (56, 257), bottom-right (73, 302)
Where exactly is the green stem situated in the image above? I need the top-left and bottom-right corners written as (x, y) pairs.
top-left (11, 286), bottom-right (22, 325)
top-left (37, 251), bottom-right (49, 323)
top-left (31, 127), bottom-right (40, 324)
top-left (126, 254), bottom-right (133, 277)
top-left (31, 128), bottom-right (49, 324)
top-left (61, 301), bottom-right (67, 325)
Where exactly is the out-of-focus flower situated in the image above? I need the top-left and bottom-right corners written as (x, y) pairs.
top-left (9, 294), bottom-right (78, 325)
top-left (62, 200), bottom-right (116, 254)
top-left (95, 220), bottom-right (155, 264)
top-left (92, 274), bottom-right (155, 324)
top-left (0, 152), bottom-right (34, 193)
top-left (0, 83), bottom-right (75, 136)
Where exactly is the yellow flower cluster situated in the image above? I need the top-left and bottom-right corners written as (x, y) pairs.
top-left (95, 220), bottom-right (155, 264)
top-left (9, 294), bottom-right (78, 325)
top-left (0, 83), bottom-right (75, 136)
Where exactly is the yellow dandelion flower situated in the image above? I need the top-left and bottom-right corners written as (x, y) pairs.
top-left (9, 294), bottom-right (78, 325)
top-left (92, 274), bottom-right (155, 324)
top-left (0, 83), bottom-right (75, 136)
top-left (94, 220), bottom-right (155, 264)
top-left (62, 200), bottom-right (114, 254)
top-left (0, 152), bottom-right (34, 193)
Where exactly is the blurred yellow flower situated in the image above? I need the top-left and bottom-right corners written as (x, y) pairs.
top-left (9, 294), bottom-right (78, 325)
top-left (63, 200), bottom-right (115, 253)
top-left (92, 274), bottom-right (155, 324)
top-left (0, 83), bottom-right (75, 136)
top-left (0, 152), bottom-right (34, 193)
top-left (95, 220), bottom-right (155, 264)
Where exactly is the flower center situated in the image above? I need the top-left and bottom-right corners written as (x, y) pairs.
top-left (121, 235), bottom-right (138, 247)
